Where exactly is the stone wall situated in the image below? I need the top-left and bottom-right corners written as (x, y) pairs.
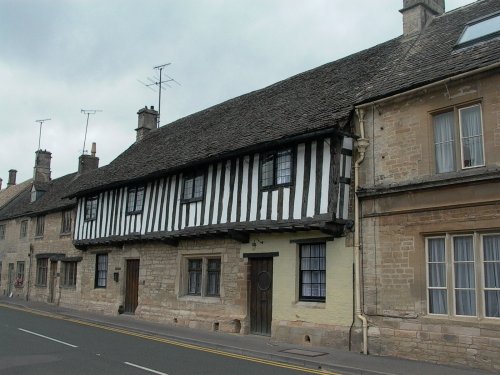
top-left (358, 70), bottom-right (500, 371)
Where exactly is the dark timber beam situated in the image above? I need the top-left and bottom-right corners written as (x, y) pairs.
top-left (161, 237), bottom-right (179, 247)
top-left (228, 230), bottom-right (250, 244)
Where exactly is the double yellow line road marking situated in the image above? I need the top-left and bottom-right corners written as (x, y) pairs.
top-left (0, 303), bottom-right (339, 374)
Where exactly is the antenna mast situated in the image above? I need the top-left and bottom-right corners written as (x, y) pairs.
top-left (138, 63), bottom-right (180, 127)
top-left (81, 109), bottom-right (102, 155)
top-left (35, 118), bottom-right (51, 150)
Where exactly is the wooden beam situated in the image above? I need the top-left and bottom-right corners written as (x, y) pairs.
top-left (160, 237), bottom-right (179, 247)
top-left (228, 229), bottom-right (250, 243)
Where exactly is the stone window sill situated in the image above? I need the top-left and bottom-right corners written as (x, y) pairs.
top-left (293, 301), bottom-right (326, 309)
top-left (178, 295), bottom-right (221, 304)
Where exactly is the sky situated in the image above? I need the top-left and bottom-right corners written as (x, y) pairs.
top-left (0, 0), bottom-right (475, 185)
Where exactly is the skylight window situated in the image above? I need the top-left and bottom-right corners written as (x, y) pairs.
top-left (458, 12), bottom-right (500, 46)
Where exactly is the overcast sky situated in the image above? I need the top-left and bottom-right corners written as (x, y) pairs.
top-left (0, 0), bottom-right (474, 185)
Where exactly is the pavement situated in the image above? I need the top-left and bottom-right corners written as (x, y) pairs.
top-left (0, 296), bottom-right (489, 375)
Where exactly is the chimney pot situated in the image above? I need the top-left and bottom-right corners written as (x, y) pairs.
top-left (78, 143), bottom-right (99, 174)
top-left (8, 169), bottom-right (17, 186)
top-left (0, 178), bottom-right (3, 190)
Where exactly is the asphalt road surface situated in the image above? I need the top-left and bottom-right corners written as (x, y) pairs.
top-left (0, 305), bottom-right (330, 375)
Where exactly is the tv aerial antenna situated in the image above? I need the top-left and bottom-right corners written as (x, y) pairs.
top-left (35, 118), bottom-right (51, 150)
top-left (81, 109), bottom-right (102, 154)
top-left (138, 62), bottom-right (180, 127)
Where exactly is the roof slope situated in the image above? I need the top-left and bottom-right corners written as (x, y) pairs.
top-left (0, 179), bottom-right (32, 209)
top-left (0, 173), bottom-right (77, 221)
top-left (68, 0), bottom-right (500, 197)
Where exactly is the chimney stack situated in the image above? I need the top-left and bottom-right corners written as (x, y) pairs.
top-left (0, 178), bottom-right (3, 190)
top-left (33, 150), bottom-right (52, 183)
top-left (78, 142), bottom-right (100, 174)
top-left (7, 169), bottom-right (17, 186)
top-left (400, 0), bottom-right (445, 36)
top-left (136, 106), bottom-right (158, 142)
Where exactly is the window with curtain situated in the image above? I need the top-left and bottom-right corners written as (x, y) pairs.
top-left (432, 104), bottom-right (484, 173)
top-left (260, 148), bottom-right (293, 188)
top-left (95, 254), bottom-right (108, 288)
top-left (426, 233), bottom-right (500, 319)
top-left (127, 186), bottom-right (145, 213)
top-left (427, 238), bottom-right (448, 314)
top-left (299, 243), bottom-right (326, 302)
top-left (483, 235), bottom-right (500, 318)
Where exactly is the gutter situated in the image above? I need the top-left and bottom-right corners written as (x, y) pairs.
top-left (354, 108), bottom-right (369, 355)
top-left (356, 62), bottom-right (500, 109)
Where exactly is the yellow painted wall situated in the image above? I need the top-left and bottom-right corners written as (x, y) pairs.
top-left (240, 231), bottom-right (353, 327)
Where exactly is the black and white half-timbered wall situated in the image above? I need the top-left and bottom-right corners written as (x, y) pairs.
top-left (67, 86), bottom-right (357, 346)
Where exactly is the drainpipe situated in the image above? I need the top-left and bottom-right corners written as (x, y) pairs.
top-left (354, 108), bottom-right (369, 355)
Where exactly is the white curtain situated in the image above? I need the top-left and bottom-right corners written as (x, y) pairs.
top-left (484, 235), bottom-right (500, 317)
top-left (428, 238), bottom-right (447, 314)
top-left (433, 112), bottom-right (455, 173)
top-left (460, 106), bottom-right (484, 167)
top-left (454, 236), bottom-right (476, 316)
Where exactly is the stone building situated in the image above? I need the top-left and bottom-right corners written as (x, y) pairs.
top-left (353, 0), bottom-right (500, 371)
top-left (0, 147), bottom-right (99, 305)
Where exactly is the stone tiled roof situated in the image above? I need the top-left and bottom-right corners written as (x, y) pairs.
top-left (0, 173), bottom-right (77, 221)
top-left (67, 0), bottom-right (500, 197)
top-left (0, 179), bottom-right (32, 209)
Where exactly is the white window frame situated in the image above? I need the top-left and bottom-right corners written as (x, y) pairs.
top-left (432, 103), bottom-right (485, 174)
top-left (425, 232), bottom-right (500, 320)
top-left (458, 104), bottom-right (485, 170)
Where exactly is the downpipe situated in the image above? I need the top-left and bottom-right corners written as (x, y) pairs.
top-left (354, 108), bottom-right (369, 355)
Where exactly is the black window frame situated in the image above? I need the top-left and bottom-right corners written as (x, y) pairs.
top-left (456, 11), bottom-right (500, 48)
top-left (126, 186), bottom-right (145, 214)
top-left (36, 258), bottom-right (48, 286)
top-left (61, 261), bottom-right (77, 287)
top-left (187, 259), bottom-right (203, 295)
top-left (85, 196), bottom-right (98, 221)
top-left (299, 242), bottom-right (326, 302)
top-left (95, 253), bottom-right (108, 288)
top-left (260, 148), bottom-right (293, 189)
top-left (181, 172), bottom-right (204, 203)
top-left (35, 215), bottom-right (45, 237)
top-left (0, 224), bottom-right (5, 240)
top-left (61, 209), bottom-right (72, 234)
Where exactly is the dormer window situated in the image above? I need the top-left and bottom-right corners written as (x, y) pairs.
top-left (30, 186), bottom-right (45, 203)
top-left (457, 12), bottom-right (500, 47)
top-left (182, 173), bottom-right (204, 203)
top-left (127, 186), bottom-right (145, 214)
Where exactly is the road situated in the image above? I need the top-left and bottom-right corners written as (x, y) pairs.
top-left (0, 304), bottom-right (331, 375)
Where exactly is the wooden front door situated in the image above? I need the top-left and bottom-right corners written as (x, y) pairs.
top-left (124, 259), bottom-right (140, 314)
top-left (250, 258), bottom-right (273, 335)
top-left (49, 261), bottom-right (57, 303)
top-left (7, 263), bottom-right (14, 295)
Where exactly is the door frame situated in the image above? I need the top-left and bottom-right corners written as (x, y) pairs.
top-left (48, 261), bottom-right (57, 303)
top-left (124, 259), bottom-right (140, 314)
top-left (245, 252), bottom-right (278, 336)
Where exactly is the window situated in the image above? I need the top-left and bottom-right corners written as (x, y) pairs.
top-left (85, 196), bottom-right (98, 221)
top-left (35, 215), bottom-right (45, 237)
top-left (261, 149), bottom-right (292, 188)
top-left (36, 258), bottom-right (48, 286)
top-left (127, 186), bottom-right (145, 214)
top-left (15, 261), bottom-right (25, 287)
top-left (299, 243), bottom-right (326, 302)
top-left (61, 210), bottom-right (72, 234)
top-left (95, 254), bottom-right (108, 288)
top-left (433, 104), bottom-right (484, 173)
top-left (457, 12), bottom-right (500, 46)
top-left (0, 224), bottom-right (5, 240)
top-left (0, 261), bottom-right (2, 286)
top-left (20, 220), bottom-right (28, 239)
top-left (185, 257), bottom-right (221, 297)
top-left (426, 233), bottom-right (500, 318)
top-left (61, 262), bottom-right (77, 287)
top-left (182, 173), bottom-right (204, 202)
